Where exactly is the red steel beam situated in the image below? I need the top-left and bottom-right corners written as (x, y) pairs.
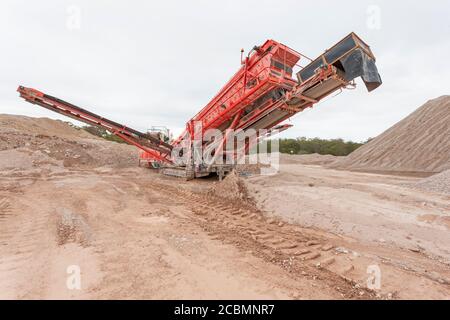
top-left (17, 86), bottom-right (173, 163)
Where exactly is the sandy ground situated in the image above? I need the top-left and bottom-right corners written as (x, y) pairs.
top-left (247, 164), bottom-right (450, 261)
top-left (1, 164), bottom-right (449, 300)
top-left (0, 167), bottom-right (339, 300)
top-left (0, 115), bottom-right (449, 300)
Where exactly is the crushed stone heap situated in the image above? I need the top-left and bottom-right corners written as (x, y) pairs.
top-left (331, 96), bottom-right (450, 174)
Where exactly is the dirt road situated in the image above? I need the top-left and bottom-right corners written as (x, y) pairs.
top-left (1, 165), bottom-right (449, 299)
top-left (247, 164), bottom-right (450, 260)
top-left (0, 167), bottom-right (336, 299)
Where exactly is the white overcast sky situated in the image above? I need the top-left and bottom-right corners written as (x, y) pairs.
top-left (1, 0), bottom-right (449, 142)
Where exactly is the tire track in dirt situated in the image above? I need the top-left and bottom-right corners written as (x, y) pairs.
top-left (0, 179), bottom-right (104, 299)
top-left (0, 197), bottom-right (11, 220)
top-left (143, 176), bottom-right (450, 299)
top-left (145, 180), bottom-right (379, 299)
top-left (0, 194), bottom-right (54, 299)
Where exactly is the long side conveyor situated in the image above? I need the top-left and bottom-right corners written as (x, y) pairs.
top-left (17, 86), bottom-right (173, 164)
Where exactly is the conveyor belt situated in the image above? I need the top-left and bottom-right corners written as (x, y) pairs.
top-left (17, 86), bottom-right (173, 163)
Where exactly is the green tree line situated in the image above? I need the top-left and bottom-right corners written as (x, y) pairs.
top-left (270, 137), bottom-right (366, 156)
top-left (81, 124), bottom-right (366, 157)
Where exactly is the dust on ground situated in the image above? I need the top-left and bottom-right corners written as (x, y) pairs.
top-left (1, 114), bottom-right (449, 300)
top-left (0, 114), bottom-right (138, 172)
top-left (280, 153), bottom-right (340, 166)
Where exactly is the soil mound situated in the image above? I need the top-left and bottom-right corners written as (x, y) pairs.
top-left (208, 171), bottom-right (249, 201)
top-left (331, 96), bottom-right (450, 173)
top-left (411, 170), bottom-right (450, 195)
top-left (0, 114), bottom-right (138, 170)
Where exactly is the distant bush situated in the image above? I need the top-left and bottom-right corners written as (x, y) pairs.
top-left (272, 137), bottom-right (365, 156)
top-left (80, 125), bottom-right (365, 156)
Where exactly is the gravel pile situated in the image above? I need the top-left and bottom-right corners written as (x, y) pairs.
top-left (208, 171), bottom-right (249, 201)
top-left (412, 170), bottom-right (450, 195)
top-left (330, 96), bottom-right (450, 173)
top-left (0, 114), bottom-right (138, 170)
